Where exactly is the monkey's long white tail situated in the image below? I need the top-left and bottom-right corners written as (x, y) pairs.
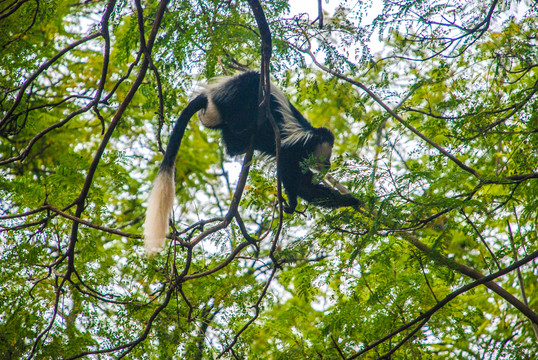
top-left (143, 171), bottom-right (175, 255)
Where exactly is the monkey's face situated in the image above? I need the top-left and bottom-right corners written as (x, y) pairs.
top-left (312, 142), bottom-right (333, 173)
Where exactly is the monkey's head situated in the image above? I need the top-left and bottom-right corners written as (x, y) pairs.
top-left (312, 127), bottom-right (335, 173)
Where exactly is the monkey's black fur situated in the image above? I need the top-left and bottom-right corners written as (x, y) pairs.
top-left (157, 71), bottom-right (360, 213)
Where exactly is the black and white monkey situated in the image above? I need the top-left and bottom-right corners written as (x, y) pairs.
top-left (144, 71), bottom-right (361, 253)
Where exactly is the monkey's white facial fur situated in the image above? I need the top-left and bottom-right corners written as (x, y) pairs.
top-left (312, 142), bottom-right (333, 173)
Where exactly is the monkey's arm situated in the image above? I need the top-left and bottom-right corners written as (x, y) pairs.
top-left (283, 184), bottom-right (361, 213)
top-left (281, 167), bottom-right (362, 213)
top-left (297, 182), bottom-right (363, 210)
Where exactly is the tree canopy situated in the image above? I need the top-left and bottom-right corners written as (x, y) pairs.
top-left (1, 0), bottom-right (537, 359)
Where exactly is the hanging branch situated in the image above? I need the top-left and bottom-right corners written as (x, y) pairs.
top-left (216, 1), bottom-right (277, 357)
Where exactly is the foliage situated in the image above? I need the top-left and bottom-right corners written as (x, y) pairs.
top-left (1, 0), bottom-right (537, 359)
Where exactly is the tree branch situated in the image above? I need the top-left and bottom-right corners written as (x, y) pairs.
top-left (347, 248), bottom-right (538, 359)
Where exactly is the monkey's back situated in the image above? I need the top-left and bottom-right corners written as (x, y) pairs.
top-left (205, 71), bottom-right (305, 156)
